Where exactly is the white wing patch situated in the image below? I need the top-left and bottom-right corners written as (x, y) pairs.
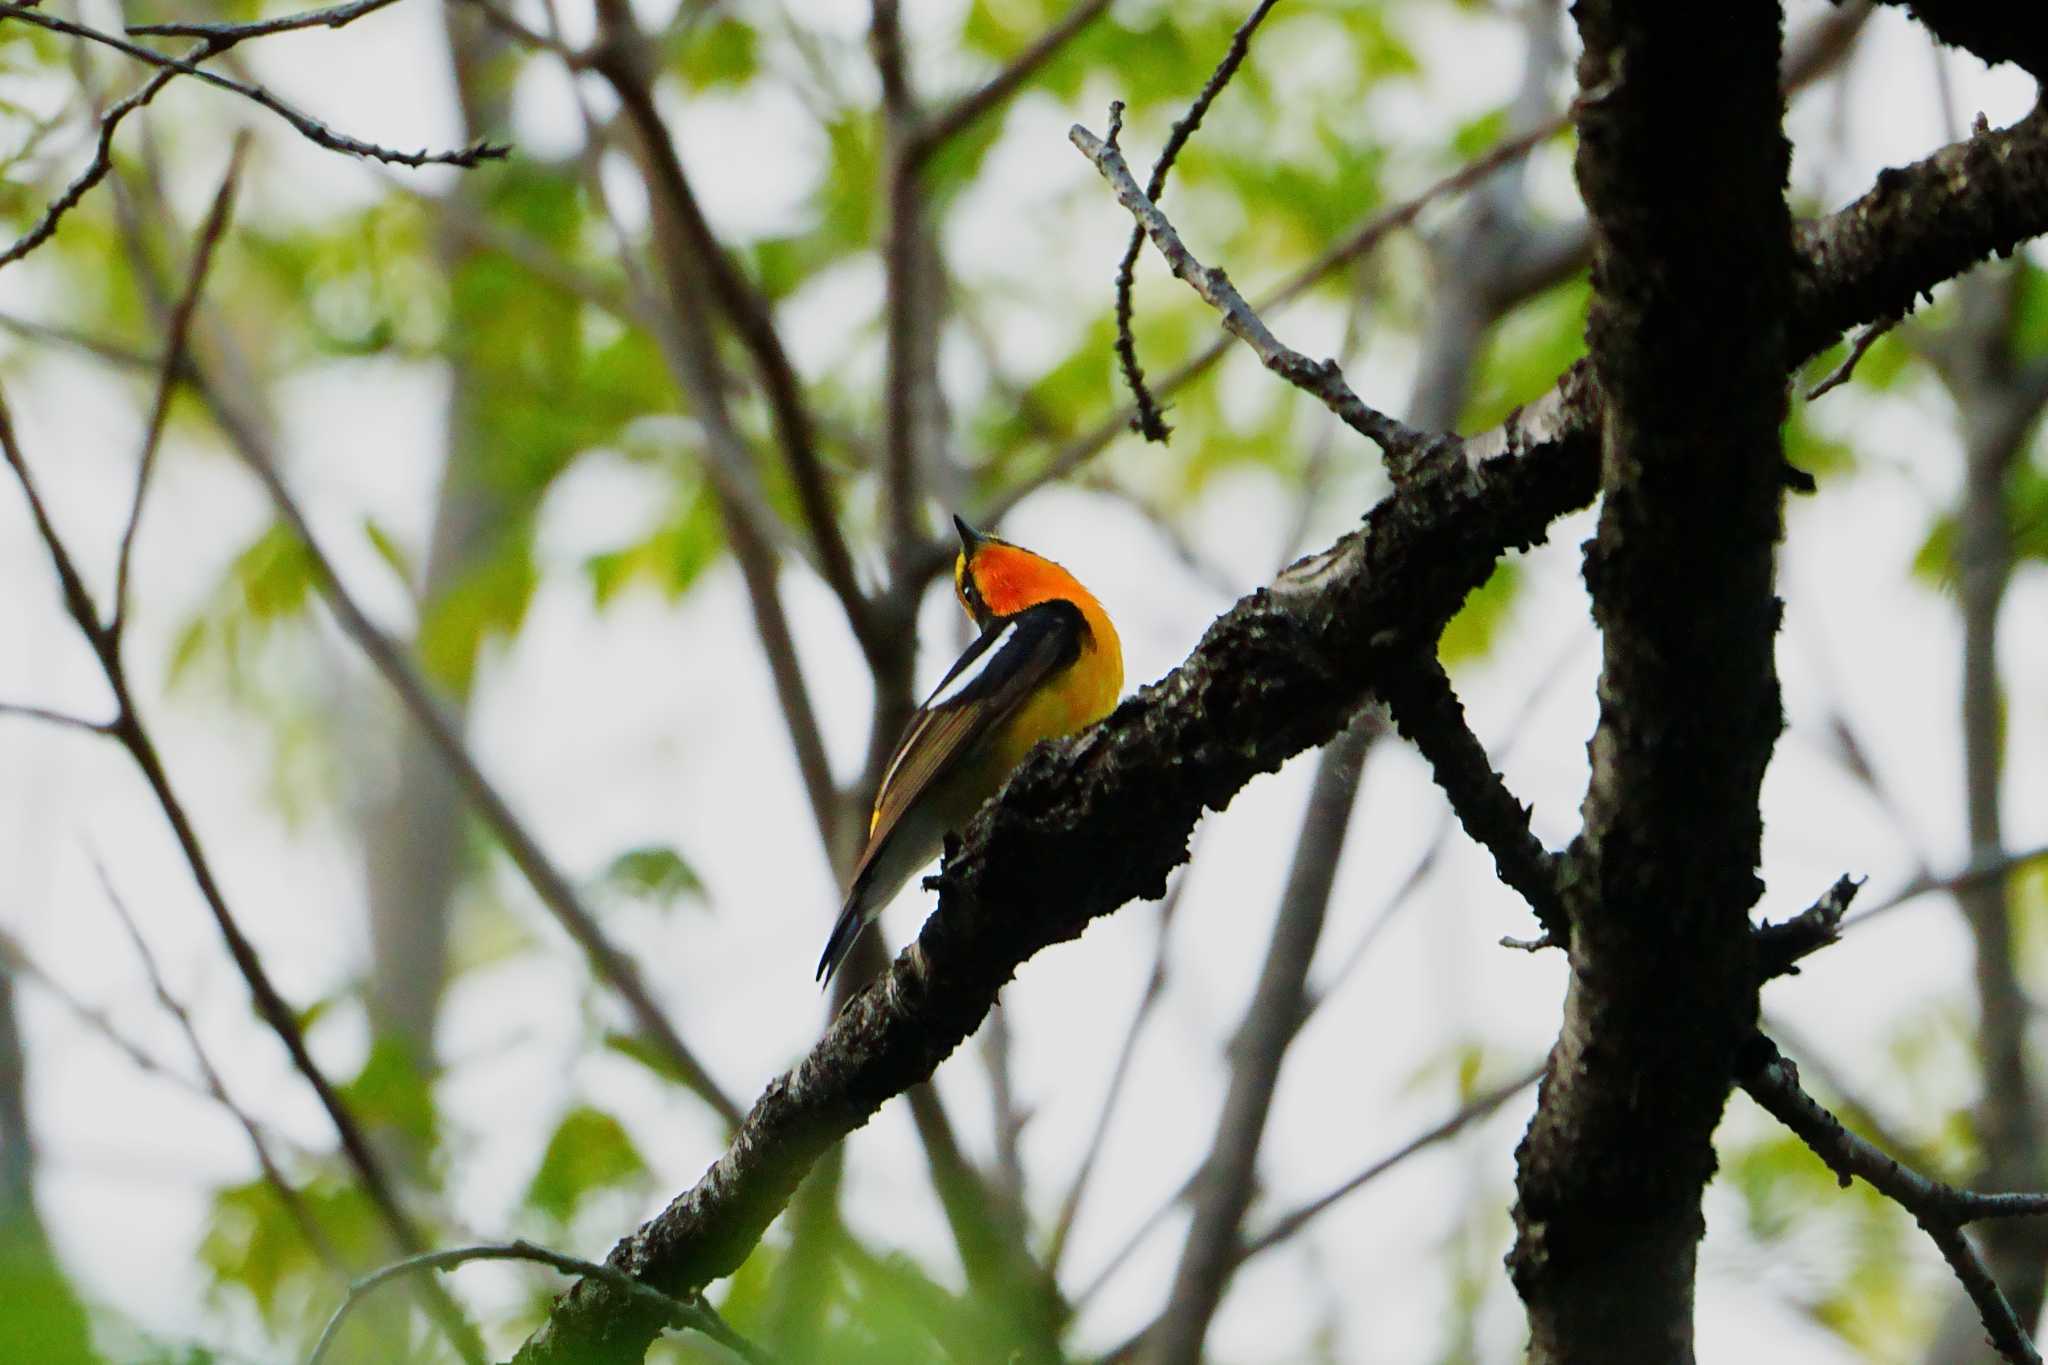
top-left (924, 619), bottom-right (1017, 708)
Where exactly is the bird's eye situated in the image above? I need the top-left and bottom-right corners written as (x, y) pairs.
top-left (955, 556), bottom-right (989, 622)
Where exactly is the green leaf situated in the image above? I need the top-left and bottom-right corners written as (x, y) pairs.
top-left (200, 1176), bottom-right (381, 1337)
top-left (363, 516), bottom-right (416, 591)
top-left (337, 1034), bottom-right (438, 1153)
top-left (669, 14), bottom-right (758, 89)
top-left (597, 845), bottom-right (706, 911)
top-left (524, 1106), bottom-right (649, 1223)
top-left (418, 534), bottom-right (539, 691)
top-left (583, 483), bottom-right (723, 607)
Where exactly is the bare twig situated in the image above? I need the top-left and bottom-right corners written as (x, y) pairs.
top-left (1091, 1062), bottom-right (1543, 1363)
top-left (909, 0), bottom-right (1114, 158)
top-left (0, 394), bottom-right (486, 1365)
top-left (1071, 118), bottom-right (1441, 478)
top-left (1375, 652), bottom-right (1565, 937)
top-left (1753, 874), bottom-right (1860, 981)
top-left (0, 702), bottom-right (112, 734)
top-left (127, 0), bottom-right (405, 44)
top-left (1139, 712), bottom-right (1383, 1365)
top-left (310, 1240), bottom-right (774, 1365)
top-left (1240, 1062), bottom-right (1542, 1259)
top-left (1804, 314), bottom-right (1898, 400)
top-left (0, 47), bottom-right (208, 269)
top-left (460, 0), bottom-right (582, 60)
top-left (1842, 842), bottom-right (2048, 932)
top-left (0, 4), bottom-right (508, 168)
top-left (1045, 860), bottom-right (1191, 1276)
top-left (92, 855), bottom-right (346, 1277)
top-left (588, 5), bottom-right (876, 656)
top-left (0, 931), bottom-right (310, 1157)
top-left (1743, 1038), bottom-right (2048, 1365)
top-left (1113, 0), bottom-right (1281, 442)
top-left (112, 137), bottom-right (246, 639)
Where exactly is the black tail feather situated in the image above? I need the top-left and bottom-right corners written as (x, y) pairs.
top-left (816, 901), bottom-right (868, 987)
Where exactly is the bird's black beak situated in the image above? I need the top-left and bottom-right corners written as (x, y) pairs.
top-left (953, 514), bottom-right (986, 555)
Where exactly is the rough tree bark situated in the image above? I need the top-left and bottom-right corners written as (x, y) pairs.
top-left (1506, 7), bottom-right (1791, 1361)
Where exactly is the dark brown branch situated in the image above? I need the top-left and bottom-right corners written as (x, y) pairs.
top-left (112, 138), bottom-right (244, 639)
top-left (1754, 875), bottom-right (1861, 981)
top-left (909, 0), bottom-right (1113, 158)
top-left (1111, 0), bottom-right (1280, 442)
top-left (1742, 1038), bottom-right (2047, 1365)
top-left (1869, 0), bottom-right (2048, 81)
top-left (1376, 653), bottom-right (1565, 938)
top-left (0, 4), bottom-right (508, 167)
top-left (126, 0), bottom-right (404, 44)
top-left (1507, 6), bottom-right (1791, 1359)
top-left (1071, 120), bottom-right (1443, 479)
top-left (587, 5), bottom-right (876, 655)
top-left (510, 93), bottom-right (2048, 1365)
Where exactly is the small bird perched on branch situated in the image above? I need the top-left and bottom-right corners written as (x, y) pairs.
top-left (817, 515), bottom-right (1124, 985)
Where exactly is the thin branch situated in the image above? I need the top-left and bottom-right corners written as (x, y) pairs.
top-left (1113, 0), bottom-right (1281, 443)
top-left (311, 1240), bottom-right (774, 1365)
top-left (1374, 652), bottom-right (1566, 938)
top-left (1742, 1038), bottom-right (2048, 1365)
top-left (1804, 314), bottom-right (1898, 400)
top-left (587, 5), bottom-right (876, 654)
top-left (229, 409), bottom-right (743, 1128)
top-left (1071, 117), bottom-right (1442, 478)
top-left (0, 701), bottom-right (112, 734)
top-left (873, 0), bottom-right (935, 574)
top-left (909, 0), bottom-right (1113, 158)
top-left (0, 932), bottom-right (312, 1158)
top-left (126, 0), bottom-right (404, 44)
top-left (92, 854), bottom-right (347, 1278)
top-left (1091, 1062), bottom-right (1543, 1364)
top-left (1841, 842), bottom-right (2048, 932)
top-left (1241, 1063), bottom-right (1543, 1260)
top-left (0, 4), bottom-right (508, 168)
top-left (986, 0), bottom-right (1868, 525)
top-left (112, 136), bottom-right (246, 640)
top-left (1140, 712), bottom-right (1383, 1365)
top-left (460, 0), bottom-right (583, 61)
top-left (1045, 858), bottom-right (1191, 1276)
top-left (0, 47), bottom-right (207, 269)
top-left (0, 392), bottom-right (487, 1365)
top-left (1753, 874), bottom-right (1860, 981)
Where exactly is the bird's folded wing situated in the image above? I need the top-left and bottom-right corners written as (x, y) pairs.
top-left (859, 597), bottom-right (1087, 864)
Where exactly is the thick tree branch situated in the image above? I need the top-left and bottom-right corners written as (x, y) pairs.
top-left (1870, 0), bottom-right (2048, 81)
top-left (508, 91), bottom-right (2048, 1365)
top-left (1506, 7), bottom-right (1791, 1360)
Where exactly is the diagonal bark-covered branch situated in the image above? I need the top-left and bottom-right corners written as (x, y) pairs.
top-left (1506, 8), bottom-right (1792, 1361)
top-left (1870, 0), bottom-right (2048, 81)
top-left (507, 93), bottom-right (2048, 1365)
